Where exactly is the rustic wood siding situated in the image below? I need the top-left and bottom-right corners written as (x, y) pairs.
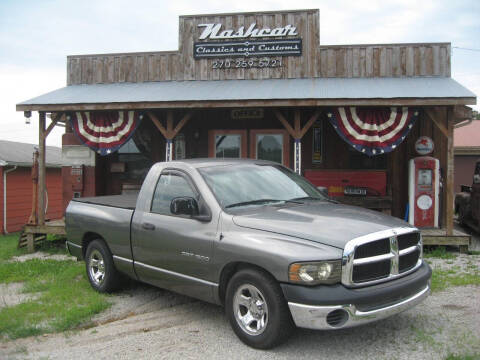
top-left (2, 167), bottom-right (62, 233)
top-left (67, 44), bottom-right (451, 85)
top-left (66, 9), bottom-right (452, 85)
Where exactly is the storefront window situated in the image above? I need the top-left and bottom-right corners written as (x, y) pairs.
top-left (116, 138), bottom-right (152, 182)
top-left (215, 134), bottom-right (241, 158)
top-left (256, 134), bottom-right (283, 164)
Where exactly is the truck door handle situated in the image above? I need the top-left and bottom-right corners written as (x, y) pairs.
top-left (142, 222), bottom-right (155, 231)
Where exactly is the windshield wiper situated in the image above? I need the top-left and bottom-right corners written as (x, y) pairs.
top-left (290, 196), bottom-right (337, 203)
top-left (225, 199), bottom-right (301, 209)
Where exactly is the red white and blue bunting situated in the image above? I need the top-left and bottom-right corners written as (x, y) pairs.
top-left (69, 111), bottom-right (143, 155)
top-left (327, 107), bottom-right (419, 156)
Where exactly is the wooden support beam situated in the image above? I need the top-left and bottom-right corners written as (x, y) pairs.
top-left (446, 107), bottom-right (455, 236)
top-left (274, 110), bottom-right (296, 138)
top-left (38, 112), bottom-right (46, 226)
top-left (44, 112), bottom-right (63, 139)
top-left (172, 112), bottom-right (193, 138)
top-left (147, 111), bottom-right (168, 139)
top-left (166, 111), bottom-right (174, 138)
top-left (425, 107), bottom-right (448, 138)
top-left (299, 109), bottom-right (321, 139)
top-left (294, 110), bottom-right (301, 137)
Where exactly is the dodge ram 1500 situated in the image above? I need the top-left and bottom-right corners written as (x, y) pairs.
top-left (66, 159), bottom-right (431, 349)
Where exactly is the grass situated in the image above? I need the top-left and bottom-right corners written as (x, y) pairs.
top-left (445, 354), bottom-right (480, 360)
top-left (424, 246), bottom-right (457, 260)
top-left (0, 233), bottom-right (110, 340)
top-left (431, 268), bottom-right (480, 292)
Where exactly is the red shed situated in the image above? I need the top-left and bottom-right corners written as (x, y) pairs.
top-left (0, 140), bottom-right (63, 234)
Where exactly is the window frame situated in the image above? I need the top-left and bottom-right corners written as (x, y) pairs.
top-left (249, 129), bottom-right (290, 167)
top-left (150, 169), bottom-right (200, 218)
top-left (208, 129), bottom-right (248, 159)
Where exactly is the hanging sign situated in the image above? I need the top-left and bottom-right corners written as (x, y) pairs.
top-left (231, 108), bottom-right (264, 119)
top-left (194, 22), bottom-right (303, 66)
top-left (415, 136), bottom-right (434, 155)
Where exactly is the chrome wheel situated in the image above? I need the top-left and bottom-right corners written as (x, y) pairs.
top-left (88, 249), bottom-right (105, 285)
top-left (233, 284), bottom-right (268, 336)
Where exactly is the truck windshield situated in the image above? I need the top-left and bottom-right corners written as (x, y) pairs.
top-left (198, 164), bottom-right (327, 209)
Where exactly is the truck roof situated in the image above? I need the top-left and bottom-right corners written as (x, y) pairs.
top-left (165, 158), bottom-right (277, 168)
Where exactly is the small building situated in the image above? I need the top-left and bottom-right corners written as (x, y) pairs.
top-left (0, 140), bottom-right (63, 234)
top-left (454, 120), bottom-right (480, 192)
top-left (15, 9), bottom-right (476, 246)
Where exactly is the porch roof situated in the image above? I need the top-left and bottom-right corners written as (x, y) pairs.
top-left (17, 77), bottom-right (476, 111)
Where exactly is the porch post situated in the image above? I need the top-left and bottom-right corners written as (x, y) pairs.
top-left (166, 139), bottom-right (173, 162)
top-left (446, 107), bottom-right (454, 236)
top-left (147, 110), bottom-right (192, 162)
top-left (294, 140), bottom-right (301, 174)
top-left (274, 109), bottom-right (321, 175)
top-left (38, 112), bottom-right (46, 226)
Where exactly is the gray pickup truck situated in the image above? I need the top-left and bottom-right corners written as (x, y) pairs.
top-left (66, 159), bottom-right (431, 349)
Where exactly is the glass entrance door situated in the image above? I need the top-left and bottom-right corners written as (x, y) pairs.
top-left (250, 129), bottom-right (290, 167)
top-left (208, 130), bottom-right (247, 158)
top-left (208, 129), bottom-right (289, 167)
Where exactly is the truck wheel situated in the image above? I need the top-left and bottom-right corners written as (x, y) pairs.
top-left (85, 239), bottom-right (122, 293)
top-left (225, 268), bottom-right (293, 349)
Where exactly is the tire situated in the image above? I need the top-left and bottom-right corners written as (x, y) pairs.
top-left (85, 239), bottom-right (122, 293)
top-left (225, 268), bottom-right (294, 349)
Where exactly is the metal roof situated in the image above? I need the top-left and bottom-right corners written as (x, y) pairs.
top-left (0, 140), bottom-right (62, 168)
top-left (17, 77), bottom-right (476, 108)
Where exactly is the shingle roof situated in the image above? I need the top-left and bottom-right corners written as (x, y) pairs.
top-left (0, 140), bottom-right (62, 167)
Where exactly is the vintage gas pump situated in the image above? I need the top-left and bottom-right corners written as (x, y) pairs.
top-left (408, 155), bottom-right (440, 228)
top-left (71, 165), bottom-right (84, 198)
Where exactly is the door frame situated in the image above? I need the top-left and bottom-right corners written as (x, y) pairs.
top-left (249, 129), bottom-right (290, 167)
top-left (208, 130), bottom-right (248, 158)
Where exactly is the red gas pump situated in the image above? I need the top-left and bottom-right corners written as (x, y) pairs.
top-left (408, 156), bottom-right (440, 228)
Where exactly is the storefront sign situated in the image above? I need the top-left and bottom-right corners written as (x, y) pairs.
top-left (194, 39), bottom-right (302, 58)
top-left (198, 23), bottom-right (298, 40)
top-left (415, 136), bottom-right (434, 155)
top-left (231, 108), bottom-right (264, 119)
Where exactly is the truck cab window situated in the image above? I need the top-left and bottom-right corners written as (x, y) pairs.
top-left (151, 174), bottom-right (196, 215)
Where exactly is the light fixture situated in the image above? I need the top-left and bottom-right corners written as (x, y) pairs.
top-left (24, 111), bottom-right (32, 125)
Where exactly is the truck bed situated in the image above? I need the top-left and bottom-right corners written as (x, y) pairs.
top-left (72, 194), bottom-right (138, 210)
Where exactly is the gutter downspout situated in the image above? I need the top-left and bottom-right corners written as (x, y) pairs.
top-left (3, 165), bottom-right (18, 234)
top-left (454, 118), bottom-right (474, 129)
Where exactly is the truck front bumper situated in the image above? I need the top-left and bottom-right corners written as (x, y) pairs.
top-left (282, 261), bottom-right (431, 330)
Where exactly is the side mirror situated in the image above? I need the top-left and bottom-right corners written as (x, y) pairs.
top-left (170, 197), bottom-right (199, 216)
top-left (170, 197), bottom-right (212, 222)
top-left (474, 174), bottom-right (480, 184)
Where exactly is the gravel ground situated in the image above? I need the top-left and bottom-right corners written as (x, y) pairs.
top-left (1, 253), bottom-right (479, 360)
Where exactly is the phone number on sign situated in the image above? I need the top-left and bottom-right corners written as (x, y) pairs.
top-left (212, 58), bottom-right (283, 69)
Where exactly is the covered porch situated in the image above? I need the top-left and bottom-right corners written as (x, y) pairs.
top-left (16, 76), bottom-right (476, 251)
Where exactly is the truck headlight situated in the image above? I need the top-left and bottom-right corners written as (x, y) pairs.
top-left (289, 261), bottom-right (342, 285)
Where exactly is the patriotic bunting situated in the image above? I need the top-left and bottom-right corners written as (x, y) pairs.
top-left (327, 107), bottom-right (418, 156)
top-left (69, 111), bottom-right (143, 155)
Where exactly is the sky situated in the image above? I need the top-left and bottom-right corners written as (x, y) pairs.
top-left (0, 0), bottom-right (478, 147)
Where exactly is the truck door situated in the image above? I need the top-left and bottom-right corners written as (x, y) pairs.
top-left (131, 170), bottom-right (218, 302)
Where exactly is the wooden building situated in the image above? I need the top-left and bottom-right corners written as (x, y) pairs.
top-left (16, 9), bottom-right (476, 246)
top-left (0, 140), bottom-right (62, 234)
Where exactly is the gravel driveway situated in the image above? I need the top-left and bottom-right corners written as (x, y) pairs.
top-left (1, 255), bottom-right (479, 360)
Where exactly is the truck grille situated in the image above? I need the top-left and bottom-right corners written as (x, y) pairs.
top-left (342, 228), bottom-right (422, 287)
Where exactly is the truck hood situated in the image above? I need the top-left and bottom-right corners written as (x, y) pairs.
top-left (231, 201), bottom-right (412, 249)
